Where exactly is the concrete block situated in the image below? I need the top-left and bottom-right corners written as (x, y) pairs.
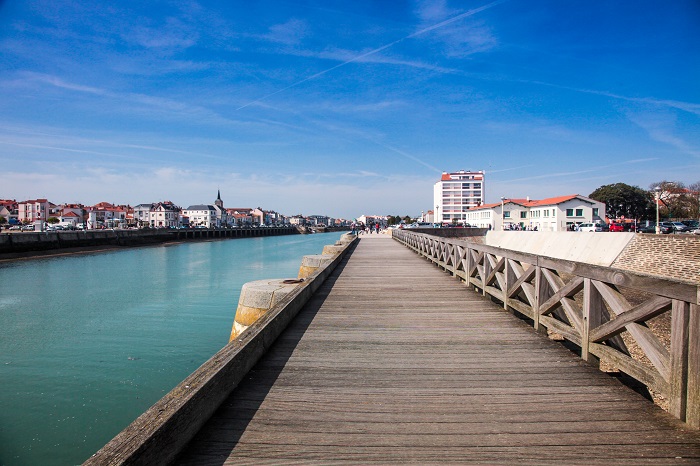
top-left (322, 244), bottom-right (345, 255)
top-left (230, 279), bottom-right (301, 341)
top-left (298, 254), bottom-right (335, 279)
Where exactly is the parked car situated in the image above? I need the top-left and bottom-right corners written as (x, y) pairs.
top-left (638, 222), bottom-right (673, 234)
top-left (682, 220), bottom-right (699, 229)
top-left (609, 223), bottom-right (625, 232)
top-left (660, 221), bottom-right (690, 233)
top-left (577, 223), bottom-right (603, 232)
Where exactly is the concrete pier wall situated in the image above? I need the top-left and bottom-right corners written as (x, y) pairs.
top-left (0, 227), bottom-right (298, 256)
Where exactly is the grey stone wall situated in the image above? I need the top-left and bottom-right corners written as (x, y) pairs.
top-left (611, 234), bottom-right (700, 283)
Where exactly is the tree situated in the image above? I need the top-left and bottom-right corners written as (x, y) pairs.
top-left (0, 216), bottom-right (6, 226)
top-left (47, 217), bottom-right (60, 224)
top-left (387, 215), bottom-right (403, 226)
top-left (689, 181), bottom-right (700, 219)
top-left (649, 180), bottom-right (697, 219)
top-left (589, 183), bottom-right (653, 221)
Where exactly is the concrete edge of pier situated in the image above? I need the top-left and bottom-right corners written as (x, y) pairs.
top-left (82, 234), bottom-right (358, 466)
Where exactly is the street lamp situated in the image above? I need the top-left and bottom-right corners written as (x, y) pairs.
top-left (435, 205), bottom-right (439, 226)
top-left (500, 197), bottom-right (505, 230)
top-left (654, 186), bottom-right (661, 234)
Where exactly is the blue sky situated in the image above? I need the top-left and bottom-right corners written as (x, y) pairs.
top-left (1, 0), bottom-right (698, 219)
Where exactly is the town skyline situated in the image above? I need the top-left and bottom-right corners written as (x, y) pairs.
top-left (1, 1), bottom-right (698, 219)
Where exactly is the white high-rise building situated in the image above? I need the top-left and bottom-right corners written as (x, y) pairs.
top-left (433, 170), bottom-right (485, 224)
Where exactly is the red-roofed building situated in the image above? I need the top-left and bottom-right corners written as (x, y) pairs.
top-left (17, 198), bottom-right (56, 225)
top-left (434, 170), bottom-right (485, 224)
top-left (86, 202), bottom-right (130, 229)
top-left (465, 194), bottom-right (606, 231)
top-left (0, 199), bottom-right (18, 225)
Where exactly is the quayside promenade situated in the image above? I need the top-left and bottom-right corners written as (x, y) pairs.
top-left (172, 234), bottom-right (700, 465)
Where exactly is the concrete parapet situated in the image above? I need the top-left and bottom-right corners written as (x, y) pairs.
top-left (484, 231), bottom-right (635, 267)
top-left (229, 279), bottom-right (302, 341)
top-left (298, 254), bottom-right (335, 279)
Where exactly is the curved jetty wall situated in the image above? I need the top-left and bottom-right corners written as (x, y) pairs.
top-left (0, 226), bottom-right (297, 256)
top-left (84, 232), bottom-right (357, 466)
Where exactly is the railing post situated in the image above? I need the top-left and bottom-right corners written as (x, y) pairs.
top-left (452, 243), bottom-right (459, 278)
top-left (687, 303), bottom-right (699, 428)
top-left (582, 278), bottom-right (601, 367)
top-left (670, 299), bottom-right (690, 421)
top-left (465, 244), bottom-right (473, 291)
top-left (482, 253), bottom-right (490, 297)
top-left (504, 258), bottom-right (514, 311)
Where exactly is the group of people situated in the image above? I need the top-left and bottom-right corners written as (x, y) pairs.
top-left (351, 222), bottom-right (381, 235)
top-left (503, 223), bottom-right (538, 231)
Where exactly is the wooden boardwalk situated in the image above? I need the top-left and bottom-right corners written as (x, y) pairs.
top-left (177, 234), bottom-right (700, 465)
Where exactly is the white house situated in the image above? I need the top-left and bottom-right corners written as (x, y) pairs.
top-left (465, 194), bottom-right (606, 231)
top-left (182, 205), bottom-right (218, 228)
top-left (149, 202), bottom-right (180, 228)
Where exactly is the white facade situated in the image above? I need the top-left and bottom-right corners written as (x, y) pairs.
top-left (434, 170), bottom-right (485, 224)
top-left (149, 202), bottom-right (180, 228)
top-left (183, 205), bottom-right (218, 228)
top-left (465, 195), bottom-right (606, 231)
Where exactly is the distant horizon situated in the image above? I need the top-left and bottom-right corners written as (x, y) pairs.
top-left (1, 1), bottom-right (698, 219)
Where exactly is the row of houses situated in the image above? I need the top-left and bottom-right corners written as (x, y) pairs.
top-left (423, 194), bottom-right (606, 232)
top-left (0, 192), bottom-right (345, 230)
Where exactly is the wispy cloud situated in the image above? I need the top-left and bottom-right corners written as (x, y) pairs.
top-left (236, 0), bottom-right (508, 109)
top-left (262, 18), bottom-right (309, 45)
top-left (414, 0), bottom-right (499, 57)
top-left (626, 111), bottom-right (700, 158)
top-left (282, 47), bottom-right (458, 73)
top-left (521, 79), bottom-right (700, 117)
top-left (500, 157), bottom-right (659, 183)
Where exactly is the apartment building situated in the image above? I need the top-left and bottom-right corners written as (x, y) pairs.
top-left (433, 170), bottom-right (485, 224)
top-left (17, 199), bottom-right (55, 224)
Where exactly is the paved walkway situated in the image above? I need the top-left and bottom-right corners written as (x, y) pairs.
top-left (177, 234), bottom-right (700, 465)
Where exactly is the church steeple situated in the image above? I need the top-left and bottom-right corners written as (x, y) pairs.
top-left (215, 190), bottom-right (223, 208)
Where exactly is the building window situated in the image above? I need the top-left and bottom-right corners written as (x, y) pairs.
top-left (575, 208), bottom-right (583, 217)
top-left (566, 208), bottom-right (574, 217)
top-left (520, 212), bottom-right (527, 219)
top-left (593, 208), bottom-right (599, 217)
top-left (504, 211), bottom-right (510, 218)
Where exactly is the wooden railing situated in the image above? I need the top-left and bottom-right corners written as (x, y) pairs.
top-left (393, 229), bottom-right (699, 428)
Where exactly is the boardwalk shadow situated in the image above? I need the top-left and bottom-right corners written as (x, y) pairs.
top-left (174, 256), bottom-right (349, 465)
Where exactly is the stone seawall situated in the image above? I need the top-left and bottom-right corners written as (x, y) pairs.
top-left (0, 227), bottom-right (298, 256)
top-left (612, 234), bottom-right (700, 283)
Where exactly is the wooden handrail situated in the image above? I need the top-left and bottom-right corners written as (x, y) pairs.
top-left (393, 229), bottom-right (699, 428)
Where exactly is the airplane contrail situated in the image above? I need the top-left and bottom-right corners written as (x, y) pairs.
top-left (236, 0), bottom-right (509, 110)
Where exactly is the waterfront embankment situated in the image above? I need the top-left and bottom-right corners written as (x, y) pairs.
top-left (0, 226), bottom-right (298, 259)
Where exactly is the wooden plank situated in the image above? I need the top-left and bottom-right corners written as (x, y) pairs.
top-left (590, 296), bottom-right (672, 343)
top-left (582, 278), bottom-right (601, 366)
top-left (670, 300), bottom-right (690, 421)
top-left (593, 280), bottom-right (671, 381)
top-left (538, 275), bottom-right (584, 317)
top-left (688, 304), bottom-right (700, 428)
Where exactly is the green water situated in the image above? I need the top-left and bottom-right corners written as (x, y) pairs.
top-left (0, 232), bottom-right (342, 465)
